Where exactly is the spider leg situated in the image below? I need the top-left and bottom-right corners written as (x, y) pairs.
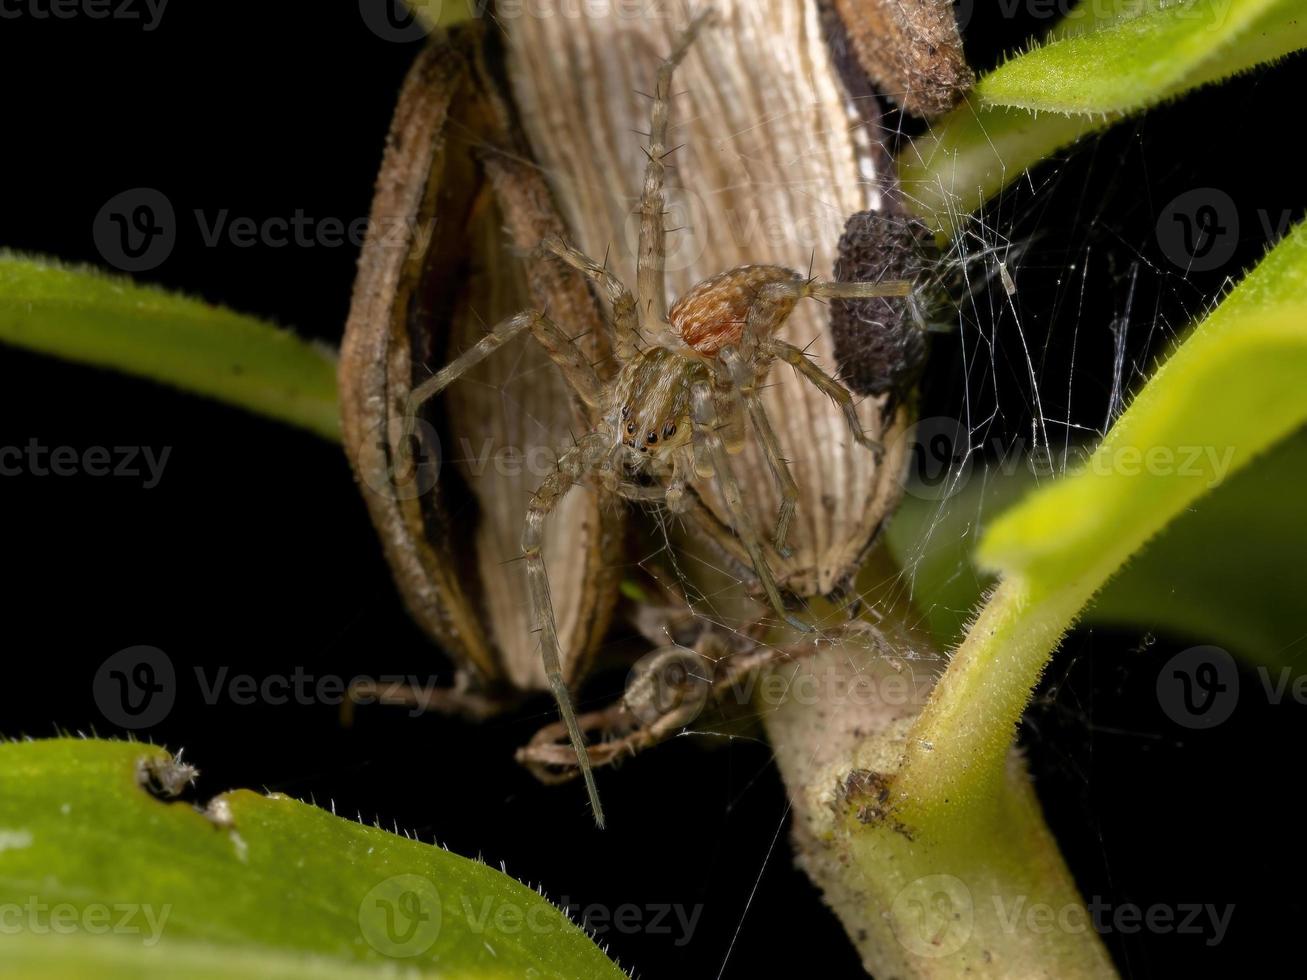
top-left (636, 11), bottom-right (713, 326)
top-left (718, 346), bottom-right (800, 557)
top-left (401, 309), bottom-right (602, 458)
top-left (689, 378), bottom-right (809, 634)
top-left (808, 280), bottom-right (912, 301)
top-left (764, 338), bottom-right (883, 455)
top-left (523, 432), bottom-right (611, 828)
top-left (540, 235), bottom-right (641, 362)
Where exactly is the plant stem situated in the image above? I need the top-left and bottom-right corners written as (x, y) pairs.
top-left (762, 550), bottom-right (1114, 977)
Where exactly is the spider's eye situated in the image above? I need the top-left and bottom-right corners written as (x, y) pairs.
top-left (662, 422), bottom-right (677, 439)
top-left (646, 431), bottom-right (658, 444)
top-left (626, 422), bottom-right (636, 435)
top-left (621, 406), bottom-right (630, 420)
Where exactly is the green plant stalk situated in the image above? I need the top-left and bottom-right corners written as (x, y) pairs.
top-left (836, 750), bottom-right (1113, 977)
top-left (762, 558), bottom-right (1113, 977)
top-left (0, 255), bottom-right (340, 440)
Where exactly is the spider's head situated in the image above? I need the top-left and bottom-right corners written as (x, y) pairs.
top-left (612, 349), bottom-right (699, 461)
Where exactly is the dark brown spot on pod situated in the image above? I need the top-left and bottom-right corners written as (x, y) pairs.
top-left (829, 211), bottom-right (941, 408)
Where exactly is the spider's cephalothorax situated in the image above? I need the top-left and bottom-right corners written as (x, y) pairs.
top-left (610, 347), bottom-right (702, 460)
top-left (402, 11), bottom-right (910, 827)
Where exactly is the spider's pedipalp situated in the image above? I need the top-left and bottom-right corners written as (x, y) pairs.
top-left (636, 10), bottom-right (713, 327)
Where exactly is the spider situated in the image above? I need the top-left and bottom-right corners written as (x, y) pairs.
top-left (403, 11), bottom-right (909, 827)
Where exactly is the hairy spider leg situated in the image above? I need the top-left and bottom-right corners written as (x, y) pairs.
top-left (637, 10), bottom-right (713, 326)
top-left (766, 337), bottom-right (883, 455)
top-left (400, 309), bottom-right (602, 464)
top-left (745, 278), bottom-right (914, 456)
top-left (540, 235), bottom-right (642, 362)
top-left (718, 345), bottom-right (800, 556)
top-left (689, 378), bottom-right (809, 634)
top-left (522, 431), bottom-right (612, 828)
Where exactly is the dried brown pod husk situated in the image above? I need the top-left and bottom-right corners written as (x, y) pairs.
top-left (339, 24), bottom-right (622, 701)
top-left (506, 1), bottom-right (918, 601)
top-left (342, 3), bottom-right (971, 786)
top-left (821, 0), bottom-right (973, 118)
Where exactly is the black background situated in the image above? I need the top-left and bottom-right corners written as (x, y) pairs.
top-left (1, 2), bottom-right (1303, 976)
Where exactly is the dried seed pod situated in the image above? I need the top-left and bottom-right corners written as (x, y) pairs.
top-left (340, 25), bottom-right (621, 698)
top-left (506, 1), bottom-right (916, 599)
top-left (830, 210), bottom-right (941, 406)
top-left (821, 0), bottom-right (973, 118)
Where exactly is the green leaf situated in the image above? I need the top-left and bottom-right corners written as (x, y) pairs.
top-left (981, 0), bottom-right (1304, 115)
top-left (887, 430), bottom-right (1307, 670)
top-left (900, 0), bottom-right (1307, 230)
top-left (0, 255), bottom-right (340, 440)
top-left (894, 220), bottom-right (1307, 807)
top-left (0, 739), bottom-right (625, 979)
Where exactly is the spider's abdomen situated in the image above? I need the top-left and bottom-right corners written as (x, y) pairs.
top-left (669, 265), bottom-right (801, 355)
